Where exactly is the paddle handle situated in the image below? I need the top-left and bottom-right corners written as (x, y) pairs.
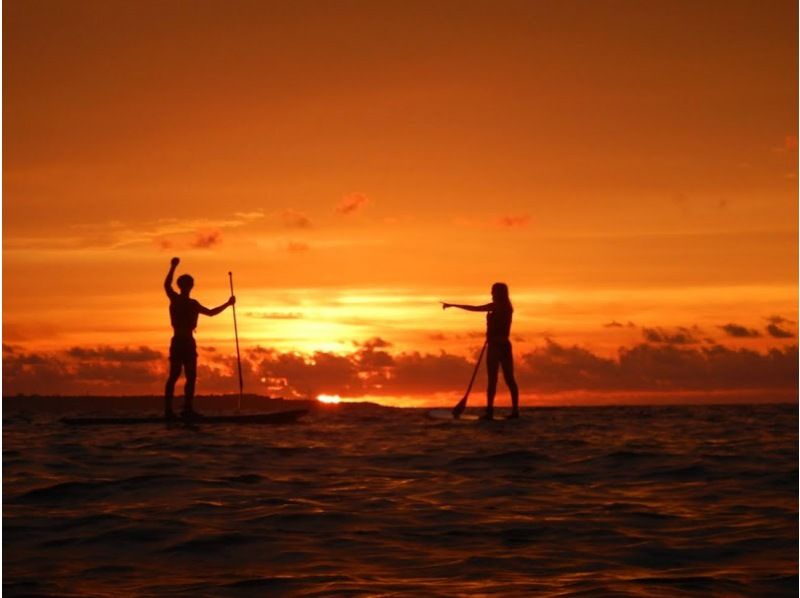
top-left (229, 272), bottom-right (244, 411)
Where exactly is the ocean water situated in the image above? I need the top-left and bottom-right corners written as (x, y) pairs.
top-left (4, 403), bottom-right (797, 597)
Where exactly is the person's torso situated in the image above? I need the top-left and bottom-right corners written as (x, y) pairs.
top-left (169, 295), bottom-right (200, 337)
top-left (486, 303), bottom-right (512, 342)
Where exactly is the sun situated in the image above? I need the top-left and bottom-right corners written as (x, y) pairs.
top-left (316, 394), bottom-right (342, 404)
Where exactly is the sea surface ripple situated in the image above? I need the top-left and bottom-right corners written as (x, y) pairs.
top-left (4, 403), bottom-right (797, 597)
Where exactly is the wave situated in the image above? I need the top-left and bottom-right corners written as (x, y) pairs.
top-left (3, 403), bottom-right (796, 596)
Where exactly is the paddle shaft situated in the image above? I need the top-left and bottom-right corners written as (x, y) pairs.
top-left (228, 272), bottom-right (244, 411)
top-left (453, 339), bottom-right (488, 417)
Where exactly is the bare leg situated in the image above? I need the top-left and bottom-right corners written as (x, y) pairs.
top-left (500, 354), bottom-right (520, 415)
top-left (183, 355), bottom-right (197, 413)
top-left (165, 360), bottom-right (182, 415)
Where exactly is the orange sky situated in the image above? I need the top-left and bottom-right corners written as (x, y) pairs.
top-left (3, 0), bottom-right (798, 404)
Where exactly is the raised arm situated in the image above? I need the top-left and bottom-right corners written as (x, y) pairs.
top-left (164, 257), bottom-right (179, 299)
top-left (441, 302), bottom-right (493, 312)
top-left (198, 296), bottom-right (235, 317)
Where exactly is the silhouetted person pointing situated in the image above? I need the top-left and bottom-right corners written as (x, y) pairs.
top-left (443, 282), bottom-right (520, 420)
top-left (164, 257), bottom-right (234, 420)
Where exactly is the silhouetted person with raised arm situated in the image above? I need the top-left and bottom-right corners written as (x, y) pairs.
top-left (164, 257), bottom-right (235, 421)
top-left (442, 282), bottom-right (520, 420)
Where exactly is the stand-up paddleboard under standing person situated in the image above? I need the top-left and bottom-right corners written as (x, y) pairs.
top-left (442, 283), bottom-right (520, 420)
top-left (164, 257), bottom-right (235, 421)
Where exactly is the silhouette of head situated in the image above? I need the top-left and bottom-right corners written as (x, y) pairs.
top-left (177, 274), bottom-right (194, 293)
top-left (492, 282), bottom-right (510, 305)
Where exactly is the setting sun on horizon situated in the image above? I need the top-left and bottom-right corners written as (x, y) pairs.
top-left (3, 0), bottom-right (797, 406)
top-left (316, 394), bottom-right (342, 405)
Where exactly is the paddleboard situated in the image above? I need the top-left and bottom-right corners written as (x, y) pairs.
top-left (61, 409), bottom-right (308, 427)
top-left (427, 409), bottom-right (480, 421)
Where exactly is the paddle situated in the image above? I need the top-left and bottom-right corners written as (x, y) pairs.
top-left (452, 340), bottom-right (488, 419)
top-left (229, 272), bottom-right (244, 412)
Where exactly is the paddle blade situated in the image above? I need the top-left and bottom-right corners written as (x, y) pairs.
top-left (451, 395), bottom-right (468, 419)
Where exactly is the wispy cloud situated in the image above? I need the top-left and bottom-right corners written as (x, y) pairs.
top-left (7, 211), bottom-right (265, 253)
top-left (286, 241), bottom-right (310, 253)
top-left (766, 315), bottom-right (795, 326)
top-left (641, 326), bottom-right (701, 345)
top-left (764, 315), bottom-right (796, 339)
top-left (245, 311), bottom-right (304, 320)
top-left (766, 324), bottom-right (794, 339)
top-left (719, 323), bottom-right (761, 338)
top-left (281, 209), bottom-right (312, 229)
top-left (120, 212), bottom-right (263, 248)
top-left (336, 193), bottom-right (370, 215)
top-left (496, 214), bottom-right (530, 228)
top-left (190, 229), bottom-right (223, 249)
top-left (455, 213), bottom-right (531, 230)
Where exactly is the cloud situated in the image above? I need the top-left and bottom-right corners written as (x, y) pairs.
top-left (234, 211), bottom-right (266, 222)
top-left (47, 211), bottom-right (264, 252)
top-left (5, 338), bottom-right (797, 398)
top-left (2, 345), bottom-right (165, 395)
top-left (523, 339), bottom-right (798, 393)
top-left (286, 241), bottom-right (310, 253)
top-left (354, 337), bottom-right (392, 350)
top-left (336, 193), bottom-right (370, 215)
top-left (389, 351), bottom-right (474, 393)
top-left (766, 324), bottom-right (794, 339)
top-left (245, 312), bottom-right (303, 320)
top-left (604, 321), bottom-right (624, 328)
top-left (454, 214), bottom-right (532, 230)
top-left (247, 348), bottom-right (361, 397)
top-left (352, 337), bottom-right (395, 377)
top-left (719, 323), bottom-right (761, 338)
top-left (641, 326), bottom-right (701, 345)
top-left (617, 343), bottom-right (796, 391)
top-left (496, 214), bottom-right (530, 228)
top-left (191, 229), bottom-right (222, 249)
top-left (281, 209), bottom-right (312, 229)
top-left (521, 340), bottom-right (618, 390)
top-left (766, 315), bottom-right (795, 326)
top-left (66, 346), bottom-right (163, 362)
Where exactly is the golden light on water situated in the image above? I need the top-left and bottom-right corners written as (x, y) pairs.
top-left (317, 394), bottom-right (342, 404)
